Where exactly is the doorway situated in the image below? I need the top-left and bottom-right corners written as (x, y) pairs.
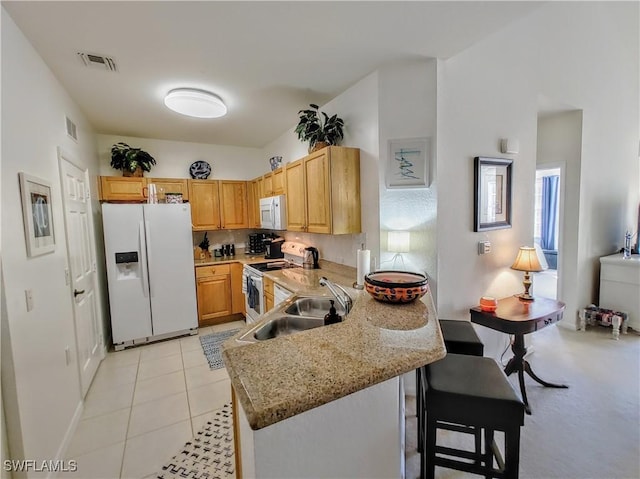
top-left (533, 167), bottom-right (561, 299)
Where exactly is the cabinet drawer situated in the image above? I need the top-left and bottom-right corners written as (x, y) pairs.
top-left (601, 263), bottom-right (640, 285)
top-left (196, 264), bottom-right (231, 278)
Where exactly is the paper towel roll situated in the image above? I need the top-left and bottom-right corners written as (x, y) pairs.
top-left (357, 249), bottom-right (371, 286)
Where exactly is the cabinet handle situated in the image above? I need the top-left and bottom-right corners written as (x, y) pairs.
top-left (73, 289), bottom-right (85, 297)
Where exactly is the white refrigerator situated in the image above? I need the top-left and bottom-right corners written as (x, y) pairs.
top-left (102, 203), bottom-right (198, 349)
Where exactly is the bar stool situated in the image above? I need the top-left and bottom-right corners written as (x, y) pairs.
top-left (422, 354), bottom-right (525, 479)
top-left (417, 320), bottom-right (484, 453)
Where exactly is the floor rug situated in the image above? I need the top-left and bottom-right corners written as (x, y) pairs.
top-left (156, 403), bottom-right (235, 479)
top-left (199, 329), bottom-right (240, 370)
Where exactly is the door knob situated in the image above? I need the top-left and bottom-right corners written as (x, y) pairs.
top-left (73, 289), bottom-right (85, 297)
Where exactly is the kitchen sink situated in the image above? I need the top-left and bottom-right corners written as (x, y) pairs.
top-left (284, 297), bottom-right (346, 317)
top-left (252, 316), bottom-right (326, 341)
top-left (237, 296), bottom-right (345, 343)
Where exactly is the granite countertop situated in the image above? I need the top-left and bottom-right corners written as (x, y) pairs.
top-left (222, 265), bottom-right (446, 430)
top-left (194, 249), bottom-right (266, 266)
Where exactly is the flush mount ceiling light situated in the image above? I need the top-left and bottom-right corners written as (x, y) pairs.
top-left (164, 88), bottom-right (227, 118)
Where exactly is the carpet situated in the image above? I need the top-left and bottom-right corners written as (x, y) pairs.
top-left (199, 329), bottom-right (240, 370)
top-left (156, 402), bottom-right (235, 479)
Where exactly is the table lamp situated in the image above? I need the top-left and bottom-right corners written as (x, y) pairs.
top-left (511, 246), bottom-right (544, 301)
top-left (388, 231), bottom-right (410, 269)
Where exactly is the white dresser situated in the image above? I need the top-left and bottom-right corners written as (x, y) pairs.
top-left (599, 254), bottom-right (640, 332)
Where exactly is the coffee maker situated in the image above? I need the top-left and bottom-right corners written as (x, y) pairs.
top-left (264, 236), bottom-right (285, 259)
top-left (247, 233), bottom-right (266, 255)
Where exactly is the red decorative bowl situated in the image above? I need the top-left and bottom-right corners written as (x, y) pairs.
top-left (479, 296), bottom-right (498, 312)
top-left (364, 271), bottom-right (429, 303)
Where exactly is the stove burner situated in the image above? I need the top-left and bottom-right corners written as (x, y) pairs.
top-left (247, 261), bottom-right (301, 273)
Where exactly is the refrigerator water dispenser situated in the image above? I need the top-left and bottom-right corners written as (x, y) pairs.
top-left (115, 251), bottom-right (141, 280)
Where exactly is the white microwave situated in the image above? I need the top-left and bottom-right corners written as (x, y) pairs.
top-left (260, 195), bottom-right (287, 230)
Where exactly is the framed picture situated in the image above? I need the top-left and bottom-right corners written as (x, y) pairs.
top-left (19, 172), bottom-right (55, 257)
top-left (386, 137), bottom-right (430, 188)
top-left (474, 157), bottom-right (512, 232)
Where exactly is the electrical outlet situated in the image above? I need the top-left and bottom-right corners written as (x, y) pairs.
top-left (25, 289), bottom-right (34, 312)
top-left (478, 241), bottom-right (492, 255)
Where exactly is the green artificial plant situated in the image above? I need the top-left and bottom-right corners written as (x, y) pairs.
top-left (295, 104), bottom-right (344, 151)
top-left (110, 142), bottom-right (156, 175)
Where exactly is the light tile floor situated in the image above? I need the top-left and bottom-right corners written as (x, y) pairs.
top-left (66, 320), bottom-right (245, 479)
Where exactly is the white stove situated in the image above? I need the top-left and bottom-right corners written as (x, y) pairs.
top-left (242, 241), bottom-right (308, 322)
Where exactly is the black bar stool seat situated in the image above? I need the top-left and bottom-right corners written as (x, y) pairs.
top-left (439, 319), bottom-right (484, 356)
top-left (422, 353), bottom-right (525, 479)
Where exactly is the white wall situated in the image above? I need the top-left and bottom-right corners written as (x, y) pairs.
top-left (97, 134), bottom-right (264, 180)
top-left (262, 72), bottom-right (380, 268)
top-left (378, 59), bottom-right (438, 300)
top-left (437, 2), bottom-right (639, 339)
top-left (1, 9), bottom-right (104, 472)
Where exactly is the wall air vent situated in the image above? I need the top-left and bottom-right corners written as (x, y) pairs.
top-left (77, 52), bottom-right (117, 72)
top-left (65, 116), bottom-right (78, 141)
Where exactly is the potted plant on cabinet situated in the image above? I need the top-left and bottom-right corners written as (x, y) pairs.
top-left (295, 104), bottom-right (344, 153)
top-left (110, 142), bottom-right (156, 177)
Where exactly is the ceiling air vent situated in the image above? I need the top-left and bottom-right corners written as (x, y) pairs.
top-left (77, 52), bottom-right (117, 72)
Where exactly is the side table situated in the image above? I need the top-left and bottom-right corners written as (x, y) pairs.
top-left (470, 296), bottom-right (567, 414)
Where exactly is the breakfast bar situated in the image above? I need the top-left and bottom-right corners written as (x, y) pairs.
top-left (222, 270), bottom-right (446, 478)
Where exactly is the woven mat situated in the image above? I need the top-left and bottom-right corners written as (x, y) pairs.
top-left (199, 329), bottom-right (240, 369)
top-left (156, 403), bottom-right (235, 479)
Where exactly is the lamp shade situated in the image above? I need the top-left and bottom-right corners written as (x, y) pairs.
top-left (511, 246), bottom-right (544, 272)
top-left (388, 231), bottom-right (410, 253)
top-left (164, 88), bottom-right (227, 118)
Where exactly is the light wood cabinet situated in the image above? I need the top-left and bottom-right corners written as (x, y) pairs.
top-left (263, 277), bottom-right (275, 313)
top-left (272, 168), bottom-right (285, 195)
top-left (263, 172), bottom-right (273, 197)
top-left (261, 167), bottom-right (285, 197)
top-left (247, 179), bottom-right (261, 228)
top-left (219, 180), bottom-right (249, 229)
top-left (195, 264), bottom-right (232, 324)
top-left (147, 178), bottom-right (189, 201)
top-left (189, 180), bottom-right (221, 231)
top-left (256, 176), bottom-right (265, 199)
top-left (285, 146), bottom-right (361, 234)
top-left (230, 262), bottom-right (245, 315)
top-left (99, 176), bottom-right (189, 202)
top-left (189, 179), bottom-right (248, 230)
top-left (99, 176), bottom-right (147, 202)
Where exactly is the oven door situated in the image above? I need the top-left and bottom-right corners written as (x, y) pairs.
top-left (243, 271), bottom-right (263, 324)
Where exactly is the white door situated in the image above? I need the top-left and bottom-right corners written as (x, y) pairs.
top-left (58, 151), bottom-right (103, 397)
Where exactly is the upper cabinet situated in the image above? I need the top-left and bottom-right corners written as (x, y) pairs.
top-left (189, 180), bottom-right (221, 230)
top-left (285, 146), bottom-right (361, 234)
top-left (261, 168), bottom-right (285, 197)
top-left (189, 179), bottom-right (248, 231)
top-left (219, 180), bottom-right (249, 229)
top-left (100, 176), bottom-right (147, 202)
top-left (247, 178), bottom-right (261, 228)
top-left (99, 177), bottom-right (189, 202)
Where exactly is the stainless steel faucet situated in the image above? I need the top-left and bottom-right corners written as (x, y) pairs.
top-left (319, 277), bottom-right (353, 315)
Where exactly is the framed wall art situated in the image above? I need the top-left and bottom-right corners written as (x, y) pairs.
top-left (19, 172), bottom-right (56, 257)
top-left (474, 157), bottom-right (512, 232)
top-left (386, 137), bottom-right (430, 189)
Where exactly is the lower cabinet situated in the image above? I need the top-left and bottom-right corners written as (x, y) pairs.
top-left (196, 262), bottom-right (245, 326)
top-left (196, 265), bottom-right (232, 325)
top-left (231, 386), bottom-right (243, 479)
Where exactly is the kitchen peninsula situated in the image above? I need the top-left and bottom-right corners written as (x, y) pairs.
top-left (222, 265), bottom-right (446, 478)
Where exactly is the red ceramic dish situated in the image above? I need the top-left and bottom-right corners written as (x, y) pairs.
top-left (364, 271), bottom-right (429, 303)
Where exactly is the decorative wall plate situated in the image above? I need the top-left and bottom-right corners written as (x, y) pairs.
top-left (190, 161), bottom-right (211, 179)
